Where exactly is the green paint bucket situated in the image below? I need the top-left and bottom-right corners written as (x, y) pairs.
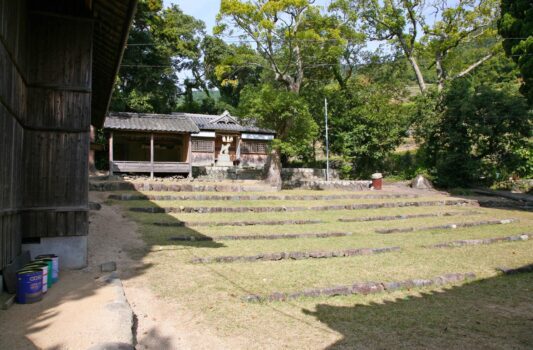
top-left (35, 254), bottom-right (59, 283)
top-left (24, 262), bottom-right (49, 293)
top-left (33, 258), bottom-right (53, 289)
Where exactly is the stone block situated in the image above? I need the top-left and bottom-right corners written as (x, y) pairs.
top-left (101, 261), bottom-right (117, 272)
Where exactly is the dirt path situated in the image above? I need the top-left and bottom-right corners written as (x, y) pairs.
top-left (89, 192), bottom-right (233, 349)
top-left (0, 193), bottom-right (232, 349)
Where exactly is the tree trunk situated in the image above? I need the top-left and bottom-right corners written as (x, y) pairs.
top-left (435, 52), bottom-right (446, 92)
top-left (407, 55), bottom-right (427, 93)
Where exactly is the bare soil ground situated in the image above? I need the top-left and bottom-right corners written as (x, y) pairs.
top-left (89, 192), bottom-right (238, 350)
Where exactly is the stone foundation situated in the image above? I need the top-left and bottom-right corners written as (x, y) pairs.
top-left (130, 199), bottom-right (474, 214)
top-left (282, 179), bottom-right (371, 190)
top-left (191, 246), bottom-right (399, 264)
top-left (243, 272), bottom-right (476, 302)
top-left (22, 236), bottom-right (88, 269)
top-left (192, 166), bottom-right (264, 180)
top-left (281, 168), bottom-right (340, 181)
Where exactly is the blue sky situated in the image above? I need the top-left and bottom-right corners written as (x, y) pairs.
top-left (165, 1), bottom-right (221, 34)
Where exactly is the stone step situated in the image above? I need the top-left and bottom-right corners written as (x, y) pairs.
top-left (243, 272), bottom-right (476, 302)
top-left (376, 218), bottom-right (518, 234)
top-left (110, 193), bottom-right (420, 201)
top-left (90, 181), bottom-right (278, 193)
top-left (338, 210), bottom-right (481, 222)
top-left (282, 179), bottom-right (371, 191)
top-left (129, 199), bottom-right (475, 214)
top-left (425, 233), bottom-right (530, 248)
top-left (168, 232), bottom-right (353, 242)
top-left (154, 219), bottom-right (324, 228)
top-left (191, 246), bottom-right (400, 264)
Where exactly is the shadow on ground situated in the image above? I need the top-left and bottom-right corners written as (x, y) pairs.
top-left (0, 177), bottom-right (224, 349)
top-left (304, 270), bottom-right (533, 349)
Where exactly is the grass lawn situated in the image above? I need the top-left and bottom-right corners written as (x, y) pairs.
top-left (114, 188), bottom-right (533, 349)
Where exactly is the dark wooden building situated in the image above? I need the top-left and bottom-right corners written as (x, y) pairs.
top-left (105, 112), bottom-right (200, 178)
top-left (104, 111), bottom-right (276, 176)
top-left (0, 0), bottom-right (137, 270)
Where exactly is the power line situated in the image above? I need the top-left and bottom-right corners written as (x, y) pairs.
top-left (118, 53), bottom-right (533, 69)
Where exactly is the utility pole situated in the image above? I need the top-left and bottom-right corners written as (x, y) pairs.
top-left (324, 98), bottom-right (330, 181)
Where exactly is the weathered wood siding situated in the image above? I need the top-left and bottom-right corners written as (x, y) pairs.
top-left (0, 0), bottom-right (27, 269)
top-left (21, 13), bottom-right (92, 238)
top-left (0, 1), bottom-right (93, 269)
top-left (241, 154), bottom-right (268, 167)
top-left (192, 152), bottom-right (215, 166)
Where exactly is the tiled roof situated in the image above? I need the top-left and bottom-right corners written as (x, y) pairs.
top-left (173, 112), bottom-right (275, 134)
top-left (105, 112), bottom-right (200, 133)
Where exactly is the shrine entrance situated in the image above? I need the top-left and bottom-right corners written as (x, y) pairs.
top-left (215, 133), bottom-right (240, 166)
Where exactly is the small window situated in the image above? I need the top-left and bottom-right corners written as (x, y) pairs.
top-left (192, 139), bottom-right (214, 152)
top-left (241, 141), bottom-right (268, 154)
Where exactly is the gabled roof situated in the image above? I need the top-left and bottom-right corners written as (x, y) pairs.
top-left (209, 111), bottom-right (239, 125)
top-left (173, 111), bottom-right (275, 134)
top-left (105, 112), bottom-right (200, 133)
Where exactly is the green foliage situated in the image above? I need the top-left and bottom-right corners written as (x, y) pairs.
top-left (202, 36), bottom-right (263, 107)
top-left (383, 150), bottom-right (428, 181)
top-left (217, 0), bottom-right (346, 93)
top-left (416, 77), bottom-right (532, 187)
top-left (238, 84), bottom-right (318, 161)
top-left (326, 76), bottom-right (409, 178)
top-left (498, 0), bottom-right (533, 105)
top-left (111, 0), bottom-right (205, 113)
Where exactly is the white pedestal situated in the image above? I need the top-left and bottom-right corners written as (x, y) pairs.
top-left (217, 154), bottom-right (233, 167)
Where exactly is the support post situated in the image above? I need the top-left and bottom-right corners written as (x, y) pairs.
top-left (150, 133), bottom-right (154, 179)
top-left (188, 134), bottom-right (192, 178)
top-left (324, 98), bottom-right (330, 181)
top-left (236, 135), bottom-right (241, 165)
top-left (109, 132), bottom-right (114, 176)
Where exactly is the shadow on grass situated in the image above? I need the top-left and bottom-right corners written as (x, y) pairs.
top-left (0, 176), bottom-right (225, 349)
top-left (448, 188), bottom-right (533, 213)
top-left (303, 270), bottom-right (533, 349)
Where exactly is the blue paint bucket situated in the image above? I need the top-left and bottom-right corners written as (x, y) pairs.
top-left (36, 254), bottom-right (59, 283)
top-left (16, 269), bottom-right (43, 304)
top-left (24, 262), bottom-right (49, 294)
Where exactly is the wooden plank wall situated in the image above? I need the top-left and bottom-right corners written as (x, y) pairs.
top-left (21, 12), bottom-right (92, 238)
top-left (0, 0), bottom-right (27, 270)
top-left (0, 1), bottom-right (93, 270)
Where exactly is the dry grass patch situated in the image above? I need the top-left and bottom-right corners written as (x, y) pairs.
top-left (115, 188), bottom-right (533, 349)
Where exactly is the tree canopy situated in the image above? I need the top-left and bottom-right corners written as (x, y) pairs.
top-left (499, 0), bottom-right (533, 105)
top-left (108, 0), bottom-right (531, 185)
top-left (111, 0), bottom-right (205, 113)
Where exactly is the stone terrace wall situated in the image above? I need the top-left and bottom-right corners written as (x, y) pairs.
top-left (281, 168), bottom-right (340, 181)
top-left (192, 166), bottom-right (264, 180)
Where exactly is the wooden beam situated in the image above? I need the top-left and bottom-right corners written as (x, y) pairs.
top-left (236, 136), bottom-right (241, 160)
top-left (188, 134), bottom-right (192, 178)
top-left (150, 133), bottom-right (154, 179)
top-left (109, 132), bottom-right (114, 176)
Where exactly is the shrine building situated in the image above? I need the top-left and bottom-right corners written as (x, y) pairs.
top-left (104, 111), bottom-right (276, 178)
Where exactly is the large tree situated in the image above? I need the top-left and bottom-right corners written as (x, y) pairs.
top-left (216, 0), bottom-right (344, 94)
top-left (239, 83), bottom-right (318, 162)
top-left (111, 0), bottom-right (205, 113)
top-left (342, 0), bottom-right (499, 93)
top-left (202, 36), bottom-right (263, 107)
top-left (499, 0), bottom-right (533, 105)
